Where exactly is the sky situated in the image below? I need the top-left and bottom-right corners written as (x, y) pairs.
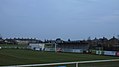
top-left (0, 0), bottom-right (119, 40)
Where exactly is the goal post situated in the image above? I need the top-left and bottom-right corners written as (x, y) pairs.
top-left (2, 59), bottom-right (119, 67)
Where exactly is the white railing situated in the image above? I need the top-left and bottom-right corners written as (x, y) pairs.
top-left (2, 59), bottom-right (119, 67)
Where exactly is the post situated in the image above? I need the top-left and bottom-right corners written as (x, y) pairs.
top-left (55, 43), bottom-right (57, 52)
top-left (76, 63), bottom-right (78, 67)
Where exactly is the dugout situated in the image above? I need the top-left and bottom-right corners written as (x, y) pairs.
top-left (57, 41), bottom-right (89, 53)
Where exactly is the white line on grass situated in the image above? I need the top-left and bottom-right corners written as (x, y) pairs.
top-left (1, 59), bottom-right (119, 67)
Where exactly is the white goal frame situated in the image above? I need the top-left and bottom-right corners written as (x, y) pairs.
top-left (2, 59), bottom-right (119, 67)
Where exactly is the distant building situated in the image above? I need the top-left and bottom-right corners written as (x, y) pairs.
top-left (29, 43), bottom-right (45, 51)
top-left (4, 38), bottom-right (43, 45)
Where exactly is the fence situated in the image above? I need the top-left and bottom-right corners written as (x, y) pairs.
top-left (3, 59), bottom-right (119, 67)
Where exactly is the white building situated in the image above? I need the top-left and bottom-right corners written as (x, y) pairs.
top-left (29, 43), bottom-right (45, 51)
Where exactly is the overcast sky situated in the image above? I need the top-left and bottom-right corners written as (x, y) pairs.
top-left (0, 0), bottom-right (119, 40)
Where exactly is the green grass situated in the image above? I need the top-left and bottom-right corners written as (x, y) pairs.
top-left (0, 49), bottom-right (119, 67)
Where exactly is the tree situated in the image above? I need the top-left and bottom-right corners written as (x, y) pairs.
top-left (117, 35), bottom-right (119, 40)
top-left (68, 39), bottom-right (71, 41)
top-left (87, 36), bottom-right (91, 41)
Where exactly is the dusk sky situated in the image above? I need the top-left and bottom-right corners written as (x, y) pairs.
top-left (0, 0), bottom-right (119, 40)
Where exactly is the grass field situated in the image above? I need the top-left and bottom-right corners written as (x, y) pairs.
top-left (0, 49), bottom-right (119, 67)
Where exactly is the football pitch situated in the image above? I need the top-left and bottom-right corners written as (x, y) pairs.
top-left (0, 49), bottom-right (119, 67)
